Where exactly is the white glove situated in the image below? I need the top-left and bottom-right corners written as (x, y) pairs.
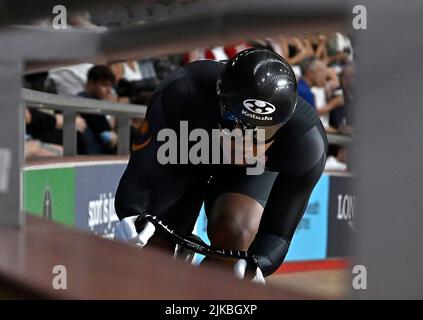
top-left (114, 215), bottom-right (156, 248)
top-left (234, 259), bottom-right (265, 285)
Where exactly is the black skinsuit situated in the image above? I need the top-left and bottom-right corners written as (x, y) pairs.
top-left (115, 60), bottom-right (327, 276)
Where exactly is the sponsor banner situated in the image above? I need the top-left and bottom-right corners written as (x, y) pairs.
top-left (285, 175), bottom-right (330, 261)
top-left (24, 164), bottom-right (349, 263)
top-left (327, 176), bottom-right (356, 257)
top-left (74, 164), bottom-right (126, 238)
top-left (23, 168), bottom-right (75, 226)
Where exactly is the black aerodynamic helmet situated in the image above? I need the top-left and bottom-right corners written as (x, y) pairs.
top-left (217, 48), bottom-right (298, 141)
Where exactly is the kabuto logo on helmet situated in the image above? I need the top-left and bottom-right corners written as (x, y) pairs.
top-left (243, 99), bottom-right (276, 115)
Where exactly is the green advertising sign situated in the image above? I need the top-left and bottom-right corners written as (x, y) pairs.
top-left (23, 168), bottom-right (75, 226)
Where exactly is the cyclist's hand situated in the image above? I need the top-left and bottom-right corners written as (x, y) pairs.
top-left (234, 258), bottom-right (265, 285)
top-left (114, 215), bottom-right (156, 247)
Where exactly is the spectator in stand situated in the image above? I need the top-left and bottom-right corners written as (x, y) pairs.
top-left (280, 36), bottom-right (314, 66)
top-left (110, 59), bottom-right (159, 105)
top-left (325, 62), bottom-right (356, 172)
top-left (24, 68), bottom-right (88, 157)
top-left (329, 62), bottom-right (355, 134)
top-left (44, 13), bottom-right (105, 96)
top-left (224, 42), bottom-right (253, 59)
top-left (109, 61), bottom-right (143, 84)
top-left (184, 46), bottom-right (229, 64)
top-left (77, 65), bottom-right (118, 155)
top-left (109, 60), bottom-right (154, 149)
top-left (24, 108), bottom-right (63, 159)
top-left (298, 57), bottom-right (343, 120)
top-left (24, 137), bottom-right (63, 159)
top-left (152, 54), bottom-right (184, 82)
top-left (325, 32), bottom-right (353, 73)
top-left (301, 34), bottom-right (330, 61)
top-left (25, 107), bottom-right (87, 155)
top-left (46, 63), bottom-right (94, 96)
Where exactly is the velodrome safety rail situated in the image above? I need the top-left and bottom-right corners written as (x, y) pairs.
top-left (22, 88), bottom-right (353, 157)
top-left (22, 88), bottom-right (147, 156)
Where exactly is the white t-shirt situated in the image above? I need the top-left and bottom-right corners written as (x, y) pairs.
top-left (311, 86), bottom-right (329, 128)
top-left (122, 62), bottom-right (143, 81)
top-left (47, 63), bottom-right (93, 96)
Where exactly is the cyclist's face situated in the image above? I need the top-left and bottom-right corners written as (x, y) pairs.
top-left (218, 102), bottom-right (282, 142)
top-left (220, 125), bottom-right (274, 165)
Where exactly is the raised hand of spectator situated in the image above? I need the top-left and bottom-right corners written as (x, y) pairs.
top-left (327, 52), bottom-right (349, 66)
top-left (315, 35), bottom-right (328, 61)
top-left (301, 36), bottom-right (315, 57)
top-left (284, 36), bottom-right (314, 65)
top-left (318, 35), bottom-right (327, 43)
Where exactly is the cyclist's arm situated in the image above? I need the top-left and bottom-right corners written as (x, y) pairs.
top-left (249, 126), bottom-right (327, 277)
top-left (114, 71), bottom-right (194, 221)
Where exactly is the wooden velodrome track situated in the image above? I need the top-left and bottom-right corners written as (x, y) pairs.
top-left (268, 269), bottom-right (349, 299)
top-left (0, 215), bottom-right (325, 299)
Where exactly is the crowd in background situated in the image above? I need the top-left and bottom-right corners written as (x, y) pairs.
top-left (24, 14), bottom-right (355, 171)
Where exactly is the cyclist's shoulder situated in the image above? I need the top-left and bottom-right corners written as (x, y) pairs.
top-left (182, 59), bottom-right (225, 91)
top-left (291, 95), bottom-right (321, 125)
top-left (183, 59), bottom-right (226, 73)
top-left (272, 95), bottom-right (322, 142)
top-left (158, 60), bottom-right (223, 99)
top-left (267, 115), bottom-right (327, 173)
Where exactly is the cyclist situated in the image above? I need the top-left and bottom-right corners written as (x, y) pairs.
top-left (114, 48), bottom-right (327, 283)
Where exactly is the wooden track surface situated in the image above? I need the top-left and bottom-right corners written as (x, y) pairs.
top-left (269, 270), bottom-right (350, 299)
top-left (0, 216), bottom-right (317, 299)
